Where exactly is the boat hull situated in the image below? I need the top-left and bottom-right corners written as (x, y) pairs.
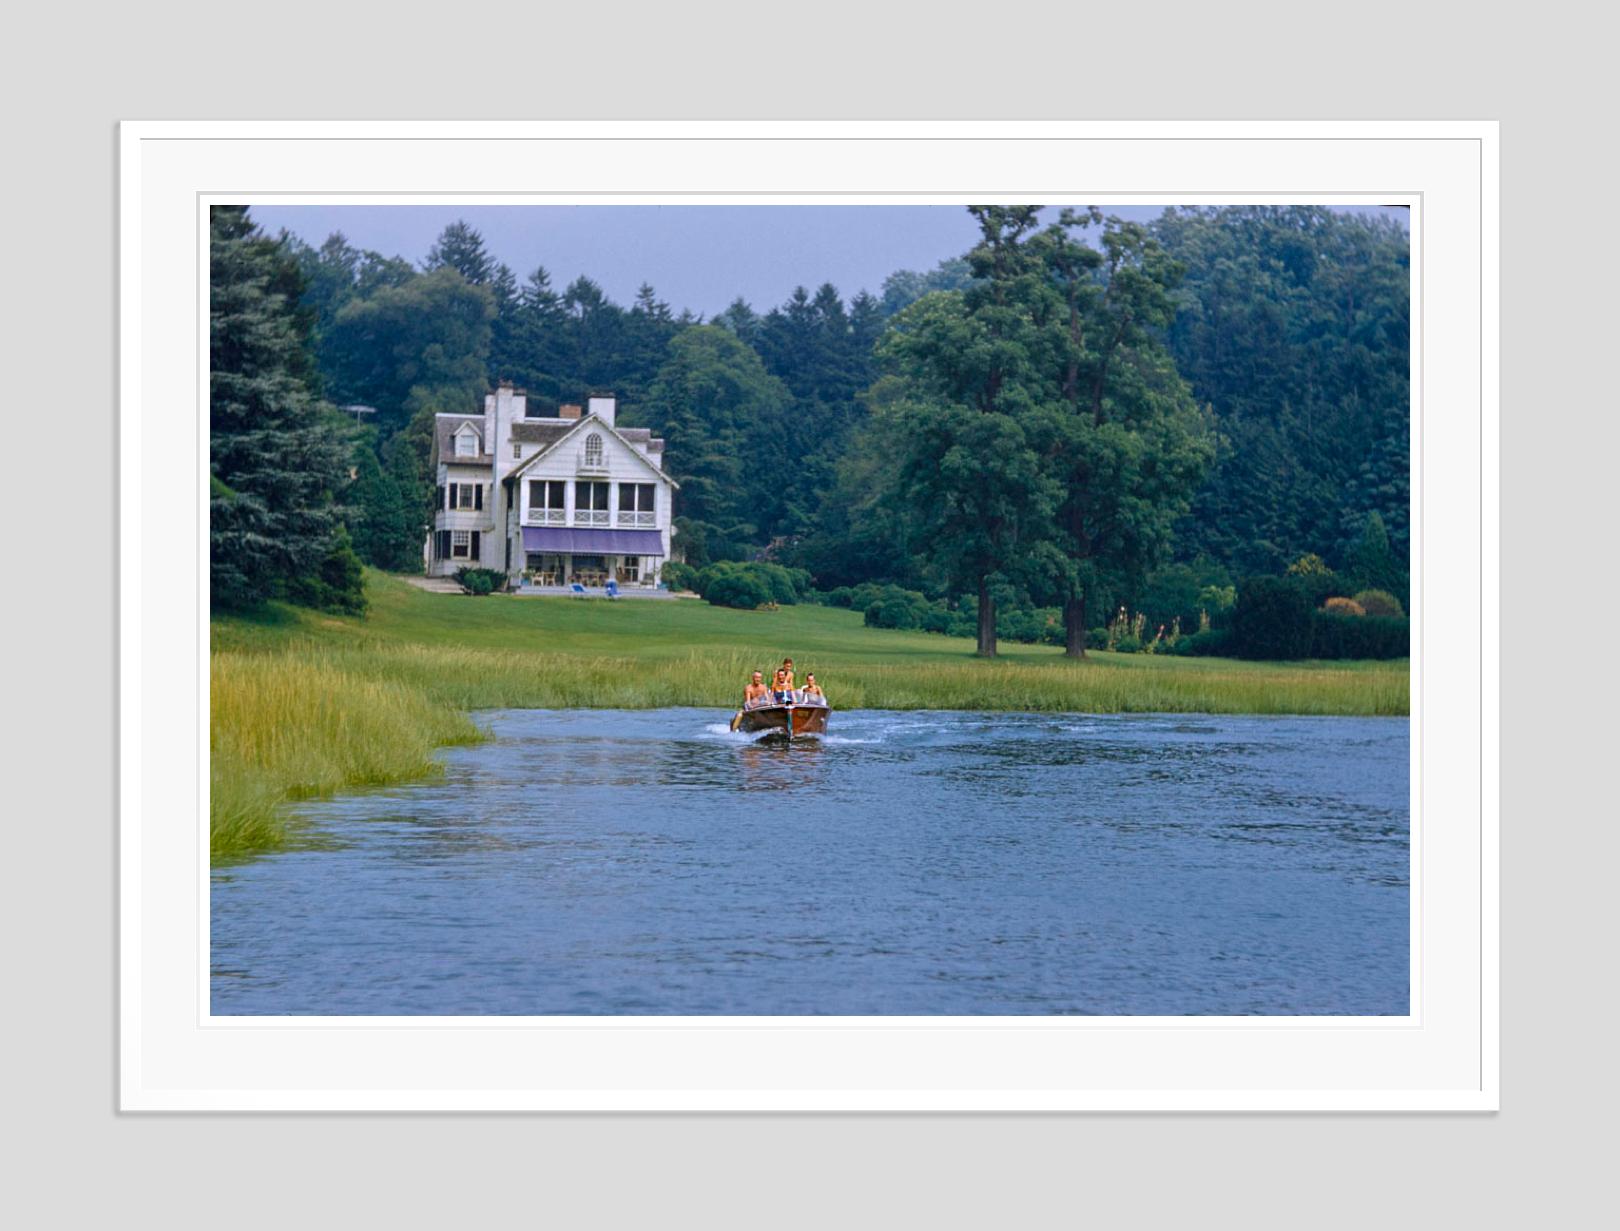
top-left (730, 704), bottom-right (831, 738)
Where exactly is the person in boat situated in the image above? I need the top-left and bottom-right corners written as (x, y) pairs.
top-left (774, 658), bottom-right (797, 703)
top-left (800, 673), bottom-right (826, 706)
top-left (743, 671), bottom-right (771, 709)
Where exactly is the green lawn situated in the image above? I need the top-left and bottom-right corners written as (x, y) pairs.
top-left (209, 571), bottom-right (1408, 859)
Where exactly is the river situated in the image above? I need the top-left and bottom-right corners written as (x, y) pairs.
top-left (212, 708), bottom-right (1409, 1015)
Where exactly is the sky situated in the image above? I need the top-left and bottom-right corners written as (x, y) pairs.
top-left (248, 203), bottom-right (1408, 319)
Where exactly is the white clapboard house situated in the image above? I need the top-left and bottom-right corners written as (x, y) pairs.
top-left (426, 384), bottom-right (678, 590)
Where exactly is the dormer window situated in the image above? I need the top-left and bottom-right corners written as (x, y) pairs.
top-left (453, 426), bottom-right (478, 457)
top-left (584, 433), bottom-right (604, 468)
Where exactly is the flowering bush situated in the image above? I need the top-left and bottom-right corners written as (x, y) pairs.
top-left (1323, 596), bottom-right (1367, 617)
top-left (1352, 589), bottom-right (1405, 618)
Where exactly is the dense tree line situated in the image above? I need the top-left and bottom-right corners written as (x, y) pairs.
top-left (216, 205), bottom-right (1410, 651)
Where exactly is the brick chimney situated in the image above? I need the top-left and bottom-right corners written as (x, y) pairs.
top-left (558, 403), bottom-right (582, 420)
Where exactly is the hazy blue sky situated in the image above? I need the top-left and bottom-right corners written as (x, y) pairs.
top-left (249, 203), bottom-right (1407, 319)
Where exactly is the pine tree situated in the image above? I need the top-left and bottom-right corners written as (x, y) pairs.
top-left (210, 206), bottom-right (357, 610)
top-left (424, 219), bottom-right (495, 285)
top-left (1347, 511), bottom-right (1408, 605)
top-left (346, 439), bottom-right (418, 571)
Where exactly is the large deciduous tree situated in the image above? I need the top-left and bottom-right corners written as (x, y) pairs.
top-left (321, 266), bottom-right (495, 435)
top-left (1034, 210), bottom-right (1214, 655)
top-left (881, 206), bottom-right (1060, 656)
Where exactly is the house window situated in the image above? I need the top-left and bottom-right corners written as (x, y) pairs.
top-left (575, 480), bottom-right (609, 511)
top-left (619, 483), bottom-right (655, 512)
top-left (454, 430), bottom-right (477, 457)
top-left (512, 442), bottom-right (523, 458)
top-left (449, 483), bottom-right (482, 511)
top-left (451, 530), bottom-right (472, 559)
top-left (618, 556), bottom-right (641, 582)
top-left (529, 479), bottom-right (565, 511)
top-left (584, 433), bottom-right (604, 468)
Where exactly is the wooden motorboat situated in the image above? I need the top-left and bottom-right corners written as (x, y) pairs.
top-left (729, 702), bottom-right (831, 739)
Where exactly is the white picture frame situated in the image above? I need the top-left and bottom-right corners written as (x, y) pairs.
top-left (121, 120), bottom-right (1498, 1111)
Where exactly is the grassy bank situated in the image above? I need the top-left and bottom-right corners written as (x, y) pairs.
top-left (211, 572), bottom-right (1408, 858)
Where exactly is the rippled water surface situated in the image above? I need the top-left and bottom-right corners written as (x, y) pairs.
top-left (212, 709), bottom-right (1409, 1015)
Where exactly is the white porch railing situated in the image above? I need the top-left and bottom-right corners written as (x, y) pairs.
top-left (574, 509), bottom-right (610, 525)
top-left (524, 508), bottom-right (566, 525)
top-left (616, 511), bottom-right (656, 526)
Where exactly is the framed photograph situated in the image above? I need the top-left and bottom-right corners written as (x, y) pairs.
top-left (120, 120), bottom-right (1498, 1110)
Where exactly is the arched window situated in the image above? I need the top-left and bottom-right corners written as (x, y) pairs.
top-left (584, 433), bottom-right (604, 468)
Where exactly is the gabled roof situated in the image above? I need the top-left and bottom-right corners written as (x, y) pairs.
top-left (503, 413), bottom-right (680, 489)
top-left (432, 414), bottom-right (491, 465)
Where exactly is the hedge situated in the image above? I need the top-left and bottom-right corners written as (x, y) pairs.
top-left (1231, 575), bottom-right (1315, 659)
top-left (1309, 612), bottom-right (1409, 660)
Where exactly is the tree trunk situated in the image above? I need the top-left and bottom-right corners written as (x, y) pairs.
top-left (1063, 594), bottom-right (1087, 658)
top-left (976, 574), bottom-right (997, 657)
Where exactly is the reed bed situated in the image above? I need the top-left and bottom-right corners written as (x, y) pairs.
top-left (210, 576), bottom-right (1408, 859)
top-left (210, 651), bottom-right (482, 859)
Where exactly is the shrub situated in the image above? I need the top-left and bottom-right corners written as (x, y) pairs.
top-left (1111, 634), bottom-right (1142, 655)
top-left (1353, 589), bottom-right (1405, 618)
top-left (1310, 612), bottom-right (1409, 659)
top-left (865, 597), bottom-right (921, 630)
top-left (1198, 584), bottom-right (1237, 629)
top-left (824, 586), bottom-right (855, 608)
top-left (753, 561), bottom-right (810, 605)
top-left (696, 563), bottom-right (774, 609)
top-left (1169, 627), bottom-right (1237, 657)
top-left (690, 561), bottom-right (808, 609)
top-left (1323, 596), bottom-right (1366, 617)
top-left (452, 566), bottom-right (503, 596)
top-left (1087, 627), bottom-right (1109, 651)
top-left (1285, 554), bottom-right (1345, 607)
top-left (998, 606), bottom-right (1061, 645)
top-left (286, 528), bottom-right (368, 614)
top-left (862, 585), bottom-right (931, 630)
top-left (1232, 575), bottom-right (1314, 659)
top-left (660, 561), bottom-right (699, 592)
top-left (1346, 511), bottom-right (1408, 602)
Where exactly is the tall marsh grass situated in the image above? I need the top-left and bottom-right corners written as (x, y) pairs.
top-left (210, 651), bottom-right (482, 858)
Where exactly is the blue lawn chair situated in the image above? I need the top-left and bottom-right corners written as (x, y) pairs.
top-left (605, 579), bottom-right (619, 599)
top-left (570, 582), bottom-right (586, 597)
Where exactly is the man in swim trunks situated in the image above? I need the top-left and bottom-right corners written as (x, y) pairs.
top-left (743, 671), bottom-right (771, 709)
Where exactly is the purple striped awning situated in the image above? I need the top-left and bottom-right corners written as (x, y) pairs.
top-left (521, 526), bottom-right (665, 556)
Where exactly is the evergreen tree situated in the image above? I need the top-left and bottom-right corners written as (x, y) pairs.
top-left (1152, 206), bottom-right (1409, 573)
top-left (346, 437), bottom-right (418, 571)
top-left (636, 326), bottom-right (793, 560)
top-left (424, 219), bottom-right (496, 285)
top-left (209, 206), bottom-right (358, 610)
top-left (715, 297), bottom-right (761, 346)
top-left (1346, 510), bottom-right (1408, 605)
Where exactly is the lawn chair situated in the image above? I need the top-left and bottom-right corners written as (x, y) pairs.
top-left (570, 582), bottom-right (586, 597)
top-left (605, 579), bottom-right (619, 599)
